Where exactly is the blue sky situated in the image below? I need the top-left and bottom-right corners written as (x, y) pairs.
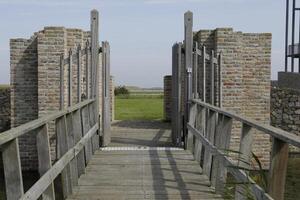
top-left (0, 0), bottom-right (284, 87)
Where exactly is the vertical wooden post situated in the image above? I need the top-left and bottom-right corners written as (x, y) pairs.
top-left (102, 42), bottom-right (111, 146)
top-left (56, 116), bottom-right (72, 198)
top-left (85, 40), bottom-right (90, 99)
top-left (91, 9), bottom-right (100, 148)
top-left (172, 43), bottom-right (182, 146)
top-left (214, 115), bottom-right (232, 194)
top-left (2, 138), bottom-right (24, 200)
top-left (68, 48), bottom-right (73, 107)
top-left (210, 50), bottom-right (215, 105)
top-left (73, 108), bottom-right (86, 177)
top-left (193, 42), bottom-right (198, 98)
top-left (77, 44), bottom-right (82, 103)
top-left (60, 54), bottom-right (64, 110)
top-left (202, 46), bottom-right (206, 103)
top-left (218, 52), bottom-right (222, 108)
top-left (36, 124), bottom-right (55, 200)
top-left (203, 110), bottom-right (217, 179)
top-left (235, 123), bottom-right (254, 200)
top-left (268, 138), bottom-right (289, 200)
top-left (184, 11), bottom-right (193, 149)
top-left (187, 104), bottom-right (197, 152)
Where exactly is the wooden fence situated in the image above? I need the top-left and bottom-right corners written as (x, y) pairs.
top-left (172, 10), bottom-right (300, 200)
top-left (0, 9), bottom-right (111, 200)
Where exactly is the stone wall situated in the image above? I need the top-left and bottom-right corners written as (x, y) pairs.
top-left (271, 87), bottom-right (300, 152)
top-left (0, 87), bottom-right (10, 132)
top-left (10, 26), bottom-right (114, 170)
top-left (163, 76), bottom-right (172, 122)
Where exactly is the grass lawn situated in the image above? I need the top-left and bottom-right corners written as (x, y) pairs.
top-left (115, 96), bottom-right (163, 120)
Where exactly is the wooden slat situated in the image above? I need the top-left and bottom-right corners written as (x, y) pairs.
top-left (66, 113), bottom-right (79, 187)
top-left (82, 105), bottom-right (93, 164)
top-left (192, 99), bottom-right (300, 148)
top-left (20, 124), bottom-right (99, 200)
top-left (203, 110), bottom-right (217, 179)
top-left (193, 42), bottom-right (199, 98)
top-left (68, 48), bottom-right (73, 107)
top-left (187, 104), bottom-right (197, 152)
top-left (2, 138), bottom-right (24, 200)
top-left (60, 53), bottom-right (65, 110)
top-left (218, 53), bottom-right (222, 108)
top-left (73, 109), bottom-right (86, 177)
top-left (89, 103), bottom-right (99, 152)
top-left (56, 115), bottom-right (72, 198)
top-left (202, 46), bottom-right (206, 103)
top-left (77, 45), bottom-right (82, 103)
top-left (36, 124), bottom-right (55, 200)
top-left (214, 115), bottom-right (232, 194)
top-left (210, 114), bottom-right (224, 189)
top-left (85, 40), bottom-right (90, 99)
top-left (194, 105), bottom-right (205, 163)
top-left (235, 123), bottom-right (254, 199)
top-left (268, 138), bottom-right (289, 200)
top-left (210, 50), bottom-right (215, 105)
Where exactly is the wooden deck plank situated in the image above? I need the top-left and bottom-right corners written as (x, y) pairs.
top-left (67, 121), bottom-right (223, 200)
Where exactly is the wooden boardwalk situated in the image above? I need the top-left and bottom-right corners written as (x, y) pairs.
top-left (68, 121), bottom-right (223, 200)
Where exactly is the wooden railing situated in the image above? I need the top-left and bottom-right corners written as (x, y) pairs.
top-left (0, 99), bottom-right (99, 200)
top-left (186, 99), bottom-right (300, 200)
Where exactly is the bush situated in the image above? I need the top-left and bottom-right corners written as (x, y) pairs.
top-left (114, 86), bottom-right (130, 96)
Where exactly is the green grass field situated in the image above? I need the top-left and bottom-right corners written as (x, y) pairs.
top-left (115, 90), bottom-right (163, 120)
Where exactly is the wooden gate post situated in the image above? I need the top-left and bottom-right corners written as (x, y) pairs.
top-left (90, 9), bottom-right (100, 147)
top-left (172, 43), bottom-right (182, 146)
top-left (102, 41), bottom-right (111, 146)
top-left (184, 11), bottom-right (193, 149)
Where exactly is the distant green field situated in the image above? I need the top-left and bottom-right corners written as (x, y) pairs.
top-left (0, 84), bottom-right (9, 89)
top-left (115, 92), bottom-right (163, 120)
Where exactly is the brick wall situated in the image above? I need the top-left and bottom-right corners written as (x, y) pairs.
top-left (10, 26), bottom-right (114, 170)
top-left (0, 87), bottom-right (10, 132)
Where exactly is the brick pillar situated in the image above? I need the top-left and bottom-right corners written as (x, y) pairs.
top-left (10, 37), bottom-right (38, 170)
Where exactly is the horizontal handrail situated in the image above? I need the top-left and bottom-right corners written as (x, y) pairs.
top-left (192, 99), bottom-right (300, 148)
top-left (0, 99), bottom-right (95, 146)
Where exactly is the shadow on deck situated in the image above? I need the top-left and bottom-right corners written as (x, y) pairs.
top-left (68, 120), bottom-right (223, 200)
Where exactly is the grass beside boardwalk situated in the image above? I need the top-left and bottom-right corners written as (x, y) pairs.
top-left (115, 92), bottom-right (163, 120)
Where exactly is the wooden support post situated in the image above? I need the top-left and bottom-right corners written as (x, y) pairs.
top-left (68, 48), bottom-right (73, 107)
top-left (77, 44), bottom-right (82, 103)
top-left (2, 138), bottom-right (24, 200)
top-left (202, 46), bottom-right (206, 103)
top-left (36, 124), bottom-right (55, 200)
top-left (193, 42), bottom-right (199, 98)
top-left (214, 115), bottom-right (232, 194)
top-left (60, 54), bottom-right (64, 110)
top-left (102, 42), bottom-right (111, 146)
top-left (56, 116), bottom-right (72, 198)
top-left (194, 105), bottom-right (205, 163)
top-left (91, 10), bottom-right (101, 148)
top-left (73, 108), bottom-right (86, 177)
top-left (235, 123), bottom-right (254, 200)
top-left (210, 50), bottom-right (215, 105)
top-left (85, 40), bottom-right (90, 99)
top-left (172, 43), bottom-right (182, 146)
top-left (81, 105), bottom-right (92, 164)
top-left (218, 53), bottom-right (222, 108)
top-left (268, 138), bottom-right (289, 200)
top-left (66, 113), bottom-right (78, 187)
top-left (203, 109), bottom-right (217, 179)
top-left (184, 11), bottom-right (193, 149)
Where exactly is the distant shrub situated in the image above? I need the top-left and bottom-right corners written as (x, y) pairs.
top-left (115, 86), bottom-right (130, 96)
